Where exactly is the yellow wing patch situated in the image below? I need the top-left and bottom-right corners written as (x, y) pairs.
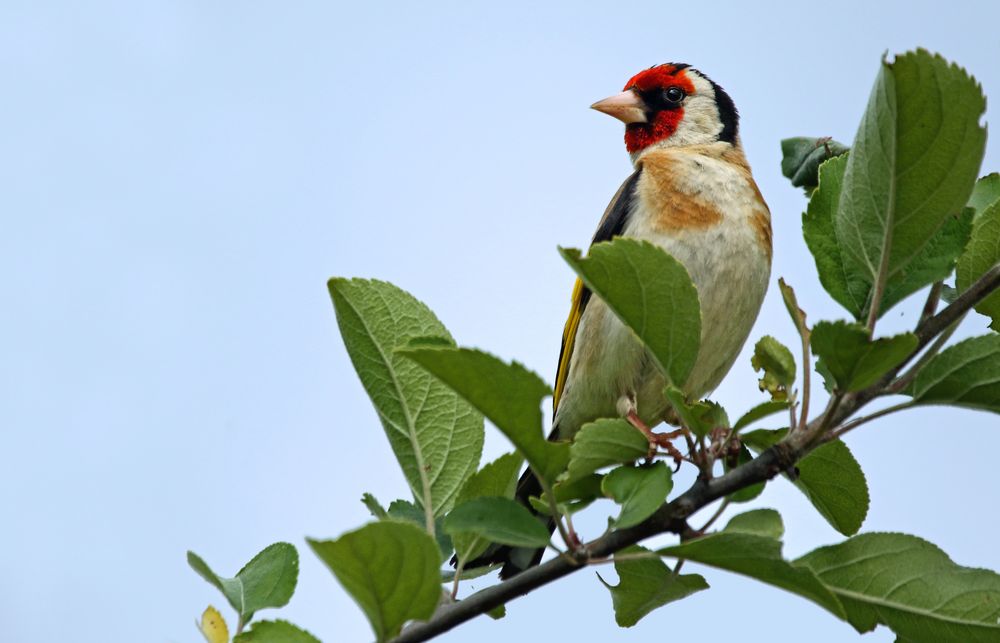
top-left (553, 277), bottom-right (587, 412)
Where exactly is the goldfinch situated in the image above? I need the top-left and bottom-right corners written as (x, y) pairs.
top-left (487, 63), bottom-right (771, 578)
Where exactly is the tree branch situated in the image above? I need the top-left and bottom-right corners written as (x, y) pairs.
top-left (391, 262), bottom-right (1000, 643)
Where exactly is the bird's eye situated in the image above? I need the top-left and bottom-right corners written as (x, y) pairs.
top-left (664, 87), bottom-right (685, 103)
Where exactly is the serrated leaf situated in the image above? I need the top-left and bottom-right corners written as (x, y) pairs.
top-left (328, 278), bottom-right (483, 518)
top-left (398, 346), bottom-right (569, 483)
top-left (752, 336), bottom-right (796, 401)
top-left (188, 543), bottom-right (299, 620)
top-left (234, 620), bottom-right (322, 643)
top-left (833, 50), bottom-right (986, 320)
top-left (451, 452), bottom-right (523, 563)
top-left (565, 419), bottom-right (649, 482)
top-left (724, 508), bottom-right (784, 538)
top-left (880, 207), bottom-right (974, 312)
top-left (742, 431), bottom-right (869, 536)
top-left (657, 511), bottom-right (846, 619)
top-left (559, 239), bottom-right (701, 388)
top-left (601, 463), bottom-right (672, 528)
top-left (309, 522), bottom-right (440, 642)
top-left (811, 321), bottom-right (917, 391)
top-left (957, 178), bottom-right (1000, 330)
top-left (803, 154), bottom-right (867, 317)
top-left (443, 497), bottom-right (551, 548)
top-left (198, 606), bottom-right (229, 643)
top-left (907, 334), bottom-right (1000, 413)
top-left (796, 533), bottom-right (1000, 640)
top-left (780, 136), bottom-right (850, 190)
top-left (598, 546), bottom-right (708, 627)
top-left (733, 400), bottom-right (790, 431)
top-left (794, 440), bottom-right (869, 536)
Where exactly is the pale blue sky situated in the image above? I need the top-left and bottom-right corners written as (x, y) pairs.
top-left (3, 2), bottom-right (999, 642)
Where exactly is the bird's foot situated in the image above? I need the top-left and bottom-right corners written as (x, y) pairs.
top-left (626, 410), bottom-right (686, 469)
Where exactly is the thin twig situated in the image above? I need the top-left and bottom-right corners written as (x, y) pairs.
top-left (450, 559), bottom-right (465, 600)
top-left (828, 401), bottom-right (915, 440)
top-left (920, 281), bottom-right (943, 325)
top-left (696, 498), bottom-right (731, 533)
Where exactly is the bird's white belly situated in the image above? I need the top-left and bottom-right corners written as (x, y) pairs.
top-left (554, 157), bottom-right (770, 438)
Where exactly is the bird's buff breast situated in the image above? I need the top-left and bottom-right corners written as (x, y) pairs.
top-left (555, 148), bottom-right (770, 437)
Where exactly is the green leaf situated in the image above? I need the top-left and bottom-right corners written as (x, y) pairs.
top-left (328, 278), bottom-right (483, 518)
top-left (398, 346), bottom-right (569, 482)
top-left (723, 508), bottom-right (784, 538)
top-left (778, 278), bottom-right (811, 342)
top-left (957, 179), bottom-right (1000, 330)
top-left (451, 452), bottom-right (523, 562)
top-left (907, 334), bottom-right (1000, 413)
top-left (796, 533), bottom-right (1000, 640)
top-left (732, 400), bottom-right (790, 431)
top-left (440, 563), bottom-right (502, 583)
top-left (234, 620), bottom-right (322, 643)
top-left (657, 512), bottom-right (846, 619)
top-left (188, 543), bottom-right (299, 621)
top-left (833, 50), bottom-right (986, 320)
top-left (553, 473), bottom-right (604, 504)
top-left (741, 430), bottom-right (870, 536)
top-left (601, 463), bottom-right (672, 528)
top-left (780, 136), bottom-right (850, 190)
top-left (309, 522), bottom-right (440, 642)
top-left (443, 497), bottom-right (551, 548)
top-left (810, 321), bottom-right (918, 391)
top-left (968, 172), bottom-right (1000, 216)
top-left (530, 475), bottom-right (604, 516)
top-left (803, 154), bottom-right (868, 317)
top-left (751, 336), bottom-right (796, 401)
top-left (740, 428), bottom-right (786, 451)
top-left (559, 239), bottom-right (701, 388)
top-left (361, 493), bottom-right (387, 519)
top-left (794, 440), bottom-right (870, 536)
top-left (880, 207), bottom-right (974, 313)
top-left (383, 499), bottom-right (453, 560)
top-left (663, 386), bottom-right (728, 438)
top-left (598, 546), bottom-right (709, 627)
top-left (565, 419), bottom-right (649, 482)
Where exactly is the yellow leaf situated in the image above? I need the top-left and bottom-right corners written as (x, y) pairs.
top-left (198, 605), bottom-right (229, 643)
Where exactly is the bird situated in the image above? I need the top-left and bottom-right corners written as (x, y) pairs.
top-left (480, 63), bottom-right (772, 578)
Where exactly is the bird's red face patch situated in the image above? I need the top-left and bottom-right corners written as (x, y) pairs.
top-left (623, 64), bottom-right (696, 154)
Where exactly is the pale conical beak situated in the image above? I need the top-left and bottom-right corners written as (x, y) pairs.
top-left (591, 90), bottom-right (648, 124)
